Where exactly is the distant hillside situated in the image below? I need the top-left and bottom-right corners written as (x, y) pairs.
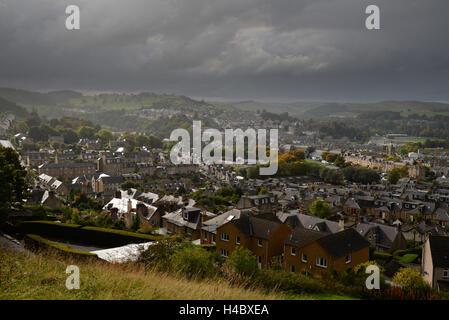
top-left (302, 101), bottom-right (449, 119)
top-left (0, 88), bottom-right (232, 114)
top-left (230, 100), bottom-right (321, 117)
top-left (3, 87), bottom-right (448, 123)
top-left (0, 88), bottom-right (82, 107)
top-left (229, 99), bottom-right (449, 119)
top-left (0, 96), bottom-right (28, 118)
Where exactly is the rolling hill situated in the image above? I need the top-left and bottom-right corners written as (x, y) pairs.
top-left (0, 96), bottom-right (28, 119)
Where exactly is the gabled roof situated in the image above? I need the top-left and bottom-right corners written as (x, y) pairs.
top-left (316, 228), bottom-right (370, 259)
top-left (284, 227), bottom-right (327, 247)
top-left (355, 222), bottom-right (398, 248)
top-left (344, 198), bottom-right (360, 209)
top-left (435, 208), bottom-right (449, 222)
top-left (203, 209), bottom-right (251, 228)
top-left (231, 215), bottom-right (284, 240)
top-left (296, 214), bottom-right (341, 234)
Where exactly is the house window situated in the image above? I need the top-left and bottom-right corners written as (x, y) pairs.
top-left (291, 247), bottom-right (296, 256)
top-left (221, 249), bottom-right (228, 257)
top-left (345, 254), bottom-right (352, 264)
top-left (290, 264), bottom-right (295, 273)
top-left (221, 233), bottom-right (229, 241)
top-left (316, 257), bottom-right (327, 268)
top-left (444, 269), bottom-right (449, 278)
top-left (258, 256), bottom-right (262, 269)
top-left (301, 253), bottom-right (307, 263)
top-left (236, 236), bottom-right (240, 245)
top-left (203, 232), bottom-right (207, 240)
top-left (258, 239), bottom-right (263, 247)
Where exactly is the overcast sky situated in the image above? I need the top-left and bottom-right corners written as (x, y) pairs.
top-left (0, 0), bottom-right (448, 102)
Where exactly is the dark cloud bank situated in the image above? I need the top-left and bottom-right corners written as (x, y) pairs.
top-left (0, 0), bottom-right (448, 102)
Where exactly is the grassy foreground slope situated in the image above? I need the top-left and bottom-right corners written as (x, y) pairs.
top-left (0, 247), bottom-right (352, 300)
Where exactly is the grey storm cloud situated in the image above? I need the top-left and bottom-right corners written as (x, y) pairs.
top-left (0, 0), bottom-right (448, 101)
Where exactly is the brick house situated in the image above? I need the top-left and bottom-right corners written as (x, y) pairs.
top-left (284, 228), bottom-right (370, 275)
top-left (200, 209), bottom-right (252, 245)
top-left (216, 214), bottom-right (291, 269)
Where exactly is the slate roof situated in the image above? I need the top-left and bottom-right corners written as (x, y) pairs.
top-left (40, 162), bottom-right (95, 168)
top-left (284, 227), bottom-right (327, 247)
top-left (344, 198), bottom-right (360, 209)
top-left (316, 228), bottom-right (371, 259)
top-left (296, 214), bottom-right (341, 234)
top-left (203, 209), bottom-right (251, 228)
top-left (162, 207), bottom-right (202, 230)
top-left (355, 222), bottom-right (399, 249)
top-left (231, 215), bottom-right (284, 240)
top-left (434, 206), bottom-right (449, 222)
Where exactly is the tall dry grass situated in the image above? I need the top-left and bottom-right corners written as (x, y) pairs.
top-left (0, 246), bottom-right (286, 300)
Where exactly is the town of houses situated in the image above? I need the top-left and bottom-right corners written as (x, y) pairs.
top-left (6, 127), bottom-right (449, 293)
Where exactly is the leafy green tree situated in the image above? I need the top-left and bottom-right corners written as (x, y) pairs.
top-left (308, 199), bottom-right (331, 219)
top-left (58, 128), bottom-right (79, 144)
top-left (121, 180), bottom-right (141, 190)
top-left (226, 247), bottom-right (259, 277)
top-left (15, 121), bottom-right (29, 134)
top-left (392, 268), bottom-right (431, 294)
top-left (342, 166), bottom-right (380, 184)
top-left (170, 246), bottom-right (216, 279)
top-left (0, 147), bottom-right (27, 224)
top-left (28, 126), bottom-right (47, 142)
top-left (148, 135), bottom-right (163, 148)
top-left (96, 129), bottom-right (113, 144)
top-left (139, 237), bottom-right (186, 270)
top-left (78, 126), bottom-right (96, 139)
top-left (246, 166), bottom-right (259, 179)
top-left (135, 135), bottom-right (149, 147)
top-left (387, 166), bottom-right (409, 184)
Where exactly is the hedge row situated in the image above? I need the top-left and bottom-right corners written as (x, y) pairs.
top-left (393, 245), bottom-right (423, 258)
top-left (19, 221), bottom-right (163, 248)
top-left (372, 251), bottom-right (393, 261)
top-left (400, 254), bottom-right (419, 263)
top-left (24, 234), bottom-right (98, 260)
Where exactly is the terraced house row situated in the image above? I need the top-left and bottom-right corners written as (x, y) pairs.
top-left (214, 211), bottom-right (370, 274)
